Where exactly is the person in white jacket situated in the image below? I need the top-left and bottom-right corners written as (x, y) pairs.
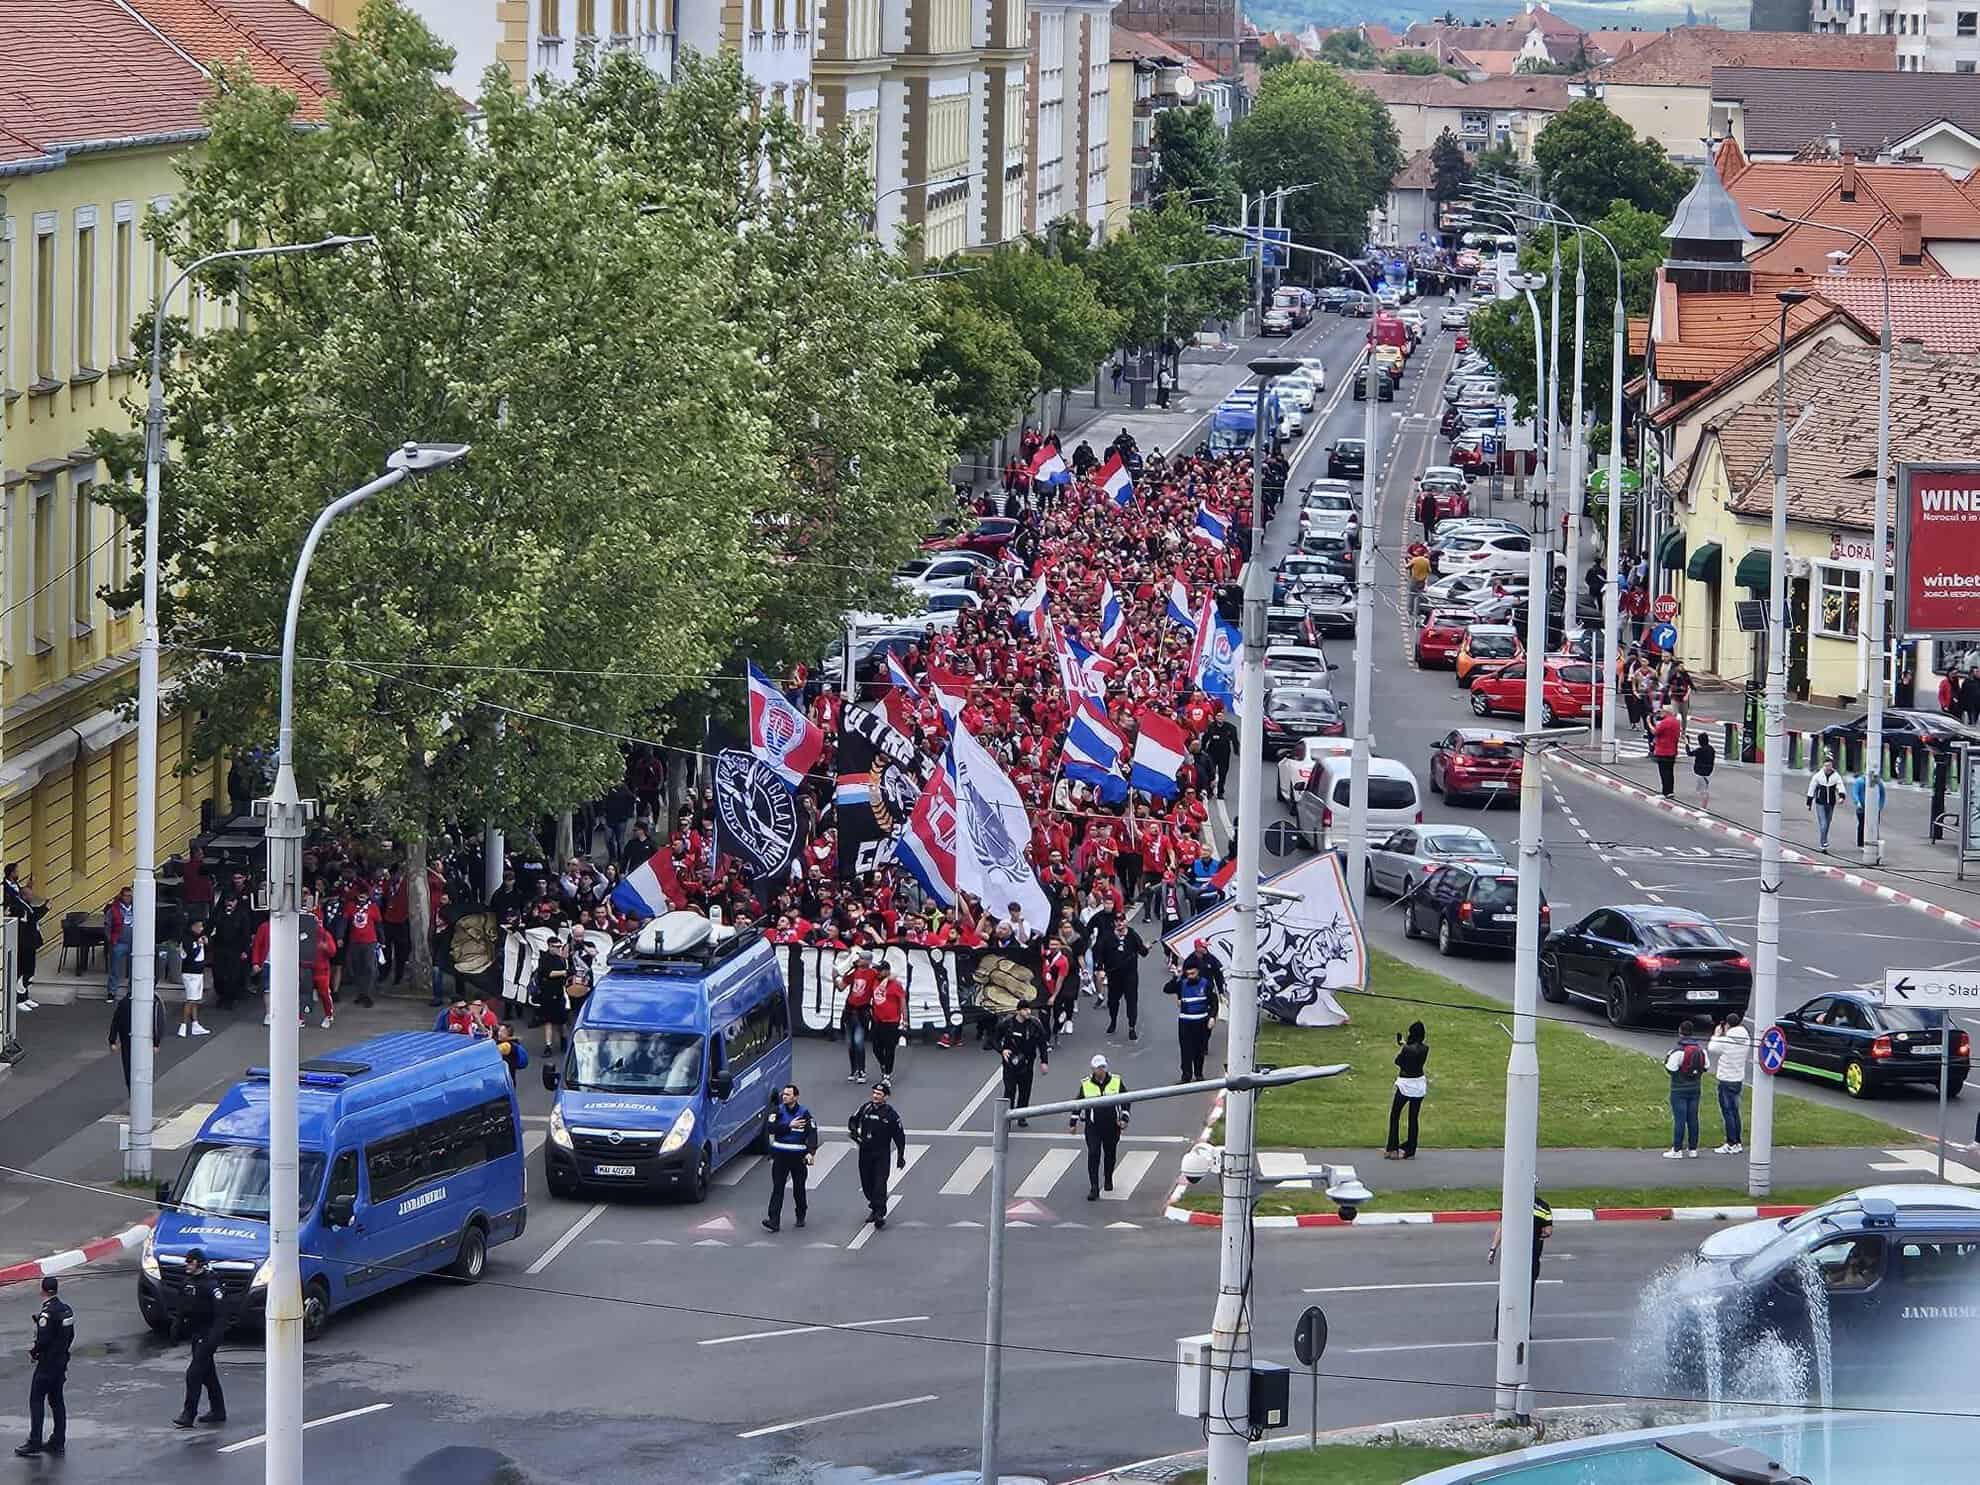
top-left (1708, 1013), bottom-right (1751, 1154)
top-left (1806, 754), bottom-right (1846, 851)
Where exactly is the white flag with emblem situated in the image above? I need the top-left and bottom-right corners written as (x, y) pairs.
top-left (948, 722), bottom-right (1053, 930)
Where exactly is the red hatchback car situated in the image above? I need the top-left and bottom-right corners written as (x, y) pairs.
top-left (1428, 727), bottom-right (1523, 804)
top-left (1469, 656), bottom-right (1603, 726)
top-left (1414, 608), bottom-right (1475, 669)
top-left (1415, 481), bottom-right (1471, 522)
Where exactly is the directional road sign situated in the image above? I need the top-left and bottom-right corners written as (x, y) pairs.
top-left (1652, 594), bottom-right (1679, 624)
top-left (1884, 969), bottom-right (1980, 1010)
top-left (1650, 622), bottom-right (1679, 651)
top-left (1758, 1025), bottom-right (1788, 1076)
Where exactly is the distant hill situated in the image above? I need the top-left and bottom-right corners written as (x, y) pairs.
top-left (1245, 0), bottom-right (1731, 38)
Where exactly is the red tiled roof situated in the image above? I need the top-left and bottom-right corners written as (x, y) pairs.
top-left (1114, 27), bottom-right (1195, 64)
top-left (0, 0), bottom-right (338, 170)
top-left (1591, 26), bottom-right (1896, 87)
top-left (1720, 156), bottom-right (1980, 271)
top-left (1758, 273), bottom-right (1980, 350)
top-left (1342, 70), bottom-right (1572, 110)
top-left (1651, 301), bottom-right (1872, 425)
top-left (1391, 147), bottom-right (1436, 192)
top-left (1655, 292), bottom-right (1840, 383)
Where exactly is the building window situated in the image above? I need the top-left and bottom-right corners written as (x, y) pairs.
top-left (751, 0), bottom-right (763, 30)
top-left (1817, 563), bottom-right (1863, 638)
top-left (612, 0), bottom-right (628, 32)
top-left (74, 218), bottom-right (97, 373)
top-left (1961, 9), bottom-right (1978, 31)
top-left (111, 738), bottom-right (130, 854)
top-left (774, 0), bottom-right (785, 28)
top-left (71, 479), bottom-right (93, 632)
top-left (113, 212), bottom-right (134, 364)
top-left (1961, 58), bottom-right (1979, 71)
top-left (31, 481), bottom-right (55, 650)
top-left (33, 217), bottom-right (56, 387)
top-left (70, 756), bottom-right (90, 883)
top-left (540, 0), bottom-right (560, 31)
top-left (576, 0), bottom-right (595, 35)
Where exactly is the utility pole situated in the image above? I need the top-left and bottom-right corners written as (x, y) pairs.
top-left (1205, 356), bottom-right (1297, 1485)
top-left (1601, 291), bottom-right (1625, 762)
top-left (1750, 290), bottom-right (1808, 1199)
top-left (1564, 234), bottom-right (1587, 630)
top-left (1495, 274), bottom-right (1551, 1422)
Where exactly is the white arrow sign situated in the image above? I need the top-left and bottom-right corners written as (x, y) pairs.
top-left (1883, 969), bottom-right (1980, 1010)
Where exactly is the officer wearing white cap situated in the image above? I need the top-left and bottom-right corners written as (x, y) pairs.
top-left (1071, 1054), bottom-right (1129, 1201)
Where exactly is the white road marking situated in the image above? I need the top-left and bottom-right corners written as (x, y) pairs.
top-left (941, 1146), bottom-right (996, 1197)
top-left (889, 1144), bottom-right (929, 1191)
top-left (1103, 1149), bottom-right (1159, 1200)
top-left (526, 1203), bottom-right (607, 1274)
top-left (844, 1146), bottom-right (928, 1251)
top-left (1343, 1337), bottom-right (1613, 1354)
top-left (809, 1143), bottom-right (853, 1182)
top-left (947, 1067), bottom-right (1006, 1131)
top-left (737, 1394), bottom-right (939, 1439)
top-left (217, 1403), bottom-right (393, 1454)
top-left (712, 1155), bottom-right (763, 1187)
top-left (1870, 1149), bottom-right (1980, 1184)
top-left (1016, 1147), bottom-right (1080, 1199)
top-left (1305, 1280), bottom-right (1566, 1294)
top-left (1806, 966), bottom-right (1839, 979)
top-left (699, 1315), bottom-right (930, 1347)
top-left (523, 1130), bottom-right (546, 1158)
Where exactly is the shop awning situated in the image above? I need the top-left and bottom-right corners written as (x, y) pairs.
top-left (1657, 528), bottom-right (1686, 570)
top-left (1734, 547), bottom-right (1770, 592)
top-left (1686, 541), bottom-right (1722, 583)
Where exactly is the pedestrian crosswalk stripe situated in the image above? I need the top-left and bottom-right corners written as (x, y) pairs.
top-left (940, 1146), bottom-right (996, 1197)
top-left (712, 1154), bottom-right (762, 1187)
top-left (809, 1143), bottom-right (854, 1182)
top-left (1103, 1150), bottom-right (1157, 1200)
top-left (1015, 1147), bottom-right (1079, 1199)
top-left (888, 1144), bottom-right (929, 1193)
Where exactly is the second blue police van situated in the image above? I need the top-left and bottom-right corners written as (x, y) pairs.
top-left (544, 912), bottom-right (791, 1201)
top-left (140, 1032), bottom-right (526, 1341)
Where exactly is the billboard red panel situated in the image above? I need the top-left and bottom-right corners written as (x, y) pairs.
top-left (1896, 463), bottom-right (1980, 639)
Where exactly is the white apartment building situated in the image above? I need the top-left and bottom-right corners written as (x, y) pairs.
top-left (1025, 0), bottom-right (1116, 240)
top-left (1843, 0), bottom-right (1980, 71)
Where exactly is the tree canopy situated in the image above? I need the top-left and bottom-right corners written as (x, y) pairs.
top-left (948, 240), bottom-right (1120, 402)
top-left (1085, 198), bottom-right (1249, 351)
top-left (1229, 62), bottom-right (1404, 258)
top-left (1533, 100), bottom-right (1694, 224)
top-left (1430, 128), bottom-right (1470, 203)
top-left (1149, 104), bottom-right (1241, 224)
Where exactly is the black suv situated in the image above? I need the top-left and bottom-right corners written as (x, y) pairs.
top-left (1402, 863), bottom-right (1546, 956)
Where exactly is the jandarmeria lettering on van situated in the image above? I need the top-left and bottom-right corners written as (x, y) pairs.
top-left (397, 1187), bottom-right (447, 1218)
top-left (1901, 1304), bottom-right (1980, 1319)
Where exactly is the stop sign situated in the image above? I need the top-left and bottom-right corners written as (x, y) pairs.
top-left (1652, 594), bottom-right (1679, 624)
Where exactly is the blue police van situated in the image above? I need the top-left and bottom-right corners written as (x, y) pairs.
top-left (140, 1032), bottom-right (526, 1341)
top-left (544, 912), bottom-right (790, 1202)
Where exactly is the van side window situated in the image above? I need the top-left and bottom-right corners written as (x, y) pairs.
top-left (365, 1095), bottom-right (519, 1201)
top-left (1898, 1240), bottom-right (1980, 1285)
top-left (1810, 1235), bottom-right (1884, 1291)
top-left (328, 1151), bottom-right (358, 1204)
top-left (726, 993), bottom-right (789, 1078)
top-left (366, 1129), bottom-right (425, 1203)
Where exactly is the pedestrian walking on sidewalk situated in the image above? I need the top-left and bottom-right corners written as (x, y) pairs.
top-left (1689, 730), bottom-right (1716, 811)
top-left (177, 919), bottom-right (211, 1038)
top-left (1649, 705), bottom-right (1683, 797)
top-left (1664, 1020), bottom-right (1708, 1158)
top-left (1850, 767), bottom-right (1885, 850)
top-left (1807, 753), bottom-right (1846, 852)
top-left (1073, 1054), bottom-right (1128, 1200)
top-left (169, 1250), bottom-right (228, 1427)
top-left (15, 1276), bottom-right (73, 1457)
top-left (1110, 360), bottom-right (1124, 395)
top-left (1708, 1013), bottom-right (1750, 1154)
top-left (848, 1081), bottom-right (907, 1228)
top-left (762, 1084), bottom-right (817, 1232)
top-left (104, 886), bottom-right (133, 1001)
top-left (5, 865), bottom-right (44, 1013)
top-left (1385, 1021), bottom-right (1429, 1159)
top-left (1155, 366), bottom-right (1172, 410)
top-left (109, 983), bottom-right (164, 1090)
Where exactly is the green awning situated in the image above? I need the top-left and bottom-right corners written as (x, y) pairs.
top-left (1686, 541), bottom-right (1723, 583)
top-left (1734, 547), bottom-right (1770, 592)
top-left (1657, 527), bottom-right (1686, 571)
top-left (1587, 466), bottom-right (1643, 495)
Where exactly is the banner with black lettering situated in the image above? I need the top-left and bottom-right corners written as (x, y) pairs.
top-left (834, 705), bottom-right (935, 879)
top-left (784, 943), bottom-right (961, 1035)
top-left (712, 747), bottom-right (802, 901)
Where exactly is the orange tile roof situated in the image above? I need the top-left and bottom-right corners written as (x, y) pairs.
top-left (1655, 292), bottom-right (1840, 384)
top-left (1590, 25), bottom-right (1896, 86)
top-left (1719, 156), bottom-right (1980, 274)
top-left (0, 0), bottom-right (338, 172)
top-left (1757, 273), bottom-right (1980, 350)
top-left (1651, 301), bottom-right (1873, 425)
top-left (1627, 315), bottom-right (1649, 356)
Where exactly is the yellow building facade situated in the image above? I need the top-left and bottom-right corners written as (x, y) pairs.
top-left (0, 148), bottom-right (223, 926)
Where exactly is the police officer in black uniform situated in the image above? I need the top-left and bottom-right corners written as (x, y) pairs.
top-left (847, 1082), bottom-right (908, 1228)
top-left (1181, 938), bottom-right (1226, 1000)
top-left (762, 1084), bottom-right (818, 1233)
top-left (15, 1276), bottom-right (73, 1456)
top-left (171, 1249), bottom-right (228, 1427)
top-left (1072, 1055), bottom-right (1129, 1201)
top-left (996, 1002), bottom-right (1050, 1127)
top-left (1164, 960), bottom-right (1218, 1082)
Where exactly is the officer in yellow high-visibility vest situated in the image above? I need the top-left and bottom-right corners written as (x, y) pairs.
top-left (1070, 1054), bottom-right (1130, 1201)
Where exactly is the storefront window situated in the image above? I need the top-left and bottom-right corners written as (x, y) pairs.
top-left (1817, 563), bottom-right (1862, 638)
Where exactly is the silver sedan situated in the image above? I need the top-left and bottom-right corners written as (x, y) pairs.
top-left (1361, 824), bottom-right (1506, 899)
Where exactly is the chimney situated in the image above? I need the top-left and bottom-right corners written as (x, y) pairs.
top-left (1841, 152), bottom-right (1857, 201)
top-left (1898, 335), bottom-right (1928, 362)
top-left (1900, 210), bottom-right (1923, 264)
top-left (1826, 120), bottom-right (1841, 157)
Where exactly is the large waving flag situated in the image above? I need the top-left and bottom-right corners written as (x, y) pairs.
top-left (1098, 580), bottom-right (1126, 651)
top-left (925, 665), bottom-right (969, 728)
top-left (1028, 443), bottom-right (1070, 486)
top-left (611, 848), bottom-right (687, 918)
top-left (950, 723), bottom-right (1053, 928)
top-left (1166, 578), bottom-right (1196, 633)
top-left (746, 662), bottom-right (826, 787)
top-left (1062, 698), bottom-right (1126, 792)
top-left (1189, 595), bottom-right (1242, 712)
top-left (1192, 505), bottom-right (1229, 550)
top-left (1012, 574), bottom-right (1050, 640)
top-left (1053, 626), bottom-right (1113, 705)
top-left (1097, 453), bottom-right (1134, 507)
top-left (897, 748), bottom-right (958, 904)
top-left (1129, 709), bottom-right (1189, 799)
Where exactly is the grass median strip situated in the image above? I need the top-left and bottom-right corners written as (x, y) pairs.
top-left (1175, 1444), bottom-right (1487, 1484)
top-left (1224, 949), bottom-right (1908, 1151)
top-left (1178, 1182), bottom-right (1851, 1218)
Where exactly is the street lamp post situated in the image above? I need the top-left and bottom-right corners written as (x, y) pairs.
top-left (263, 441), bottom-right (469, 1485)
top-left (1762, 208), bottom-right (1892, 863)
top-left (1494, 270), bottom-right (1552, 1424)
top-left (1160, 254), bottom-right (1252, 384)
top-left (127, 233), bottom-right (371, 1184)
top-left (1748, 290), bottom-right (1809, 1201)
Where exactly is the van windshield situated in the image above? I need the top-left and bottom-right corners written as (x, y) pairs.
top-left (568, 1029), bottom-right (704, 1095)
top-left (174, 1142), bottom-right (324, 1221)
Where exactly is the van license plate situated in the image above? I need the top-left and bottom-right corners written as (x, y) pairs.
top-left (1685, 991), bottom-right (1716, 1002)
top-left (591, 1163), bottom-right (637, 1177)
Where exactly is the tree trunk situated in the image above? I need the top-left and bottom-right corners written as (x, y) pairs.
top-left (405, 835), bottom-right (434, 1000)
top-left (556, 810), bottom-right (575, 863)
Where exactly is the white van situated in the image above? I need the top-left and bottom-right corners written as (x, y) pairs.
top-left (1293, 755), bottom-right (1422, 849)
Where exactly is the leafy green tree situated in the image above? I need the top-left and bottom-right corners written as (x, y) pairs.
top-left (1430, 127), bottom-right (1471, 203)
top-left (1470, 140), bottom-right (1525, 189)
top-left (917, 287), bottom-right (1039, 452)
top-left (1320, 30), bottom-right (1376, 66)
top-left (1382, 49), bottom-right (1441, 74)
top-left (1085, 199), bottom-right (1249, 352)
top-left (1230, 62), bottom-right (1404, 257)
top-left (957, 242), bottom-right (1121, 408)
top-left (1149, 104), bottom-right (1241, 223)
top-left (1258, 42), bottom-right (1298, 69)
top-left (1465, 201), bottom-right (1667, 431)
top-left (1533, 99), bottom-right (1694, 224)
top-left (96, 6), bottom-right (953, 981)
